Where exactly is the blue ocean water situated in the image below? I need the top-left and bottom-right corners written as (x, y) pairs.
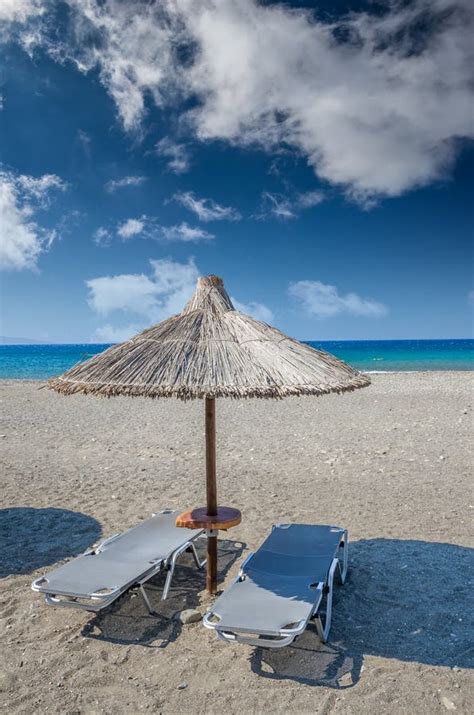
top-left (0, 339), bottom-right (472, 379)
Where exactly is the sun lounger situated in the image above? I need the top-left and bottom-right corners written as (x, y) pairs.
top-left (31, 509), bottom-right (205, 613)
top-left (203, 523), bottom-right (347, 648)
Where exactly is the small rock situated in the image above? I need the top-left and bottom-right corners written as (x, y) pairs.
top-left (178, 609), bottom-right (201, 625)
top-left (441, 696), bottom-right (456, 710)
top-left (177, 681), bottom-right (188, 690)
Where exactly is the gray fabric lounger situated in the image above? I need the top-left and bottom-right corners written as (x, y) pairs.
top-left (31, 509), bottom-right (205, 613)
top-left (203, 523), bottom-right (348, 648)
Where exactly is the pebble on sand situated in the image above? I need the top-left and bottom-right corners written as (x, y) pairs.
top-left (178, 609), bottom-right (202, 624)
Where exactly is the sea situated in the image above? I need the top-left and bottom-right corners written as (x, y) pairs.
top-left (0, 339), bottom-right (472, 380)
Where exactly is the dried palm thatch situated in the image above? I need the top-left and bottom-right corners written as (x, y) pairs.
top-left (48, 275), bottom-right (370, 400)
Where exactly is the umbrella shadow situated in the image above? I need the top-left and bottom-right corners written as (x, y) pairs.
top-left (0, 507), bottom-right (102, 578)
top-left (82, 538), bottom-right (246, 647)
top-left (251, 538), bottom-right (474, 687)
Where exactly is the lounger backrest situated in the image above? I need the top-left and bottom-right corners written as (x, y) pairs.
top-left (262, 524), bottom-right (344, 557)
top-left (98, 511), bottom-right (202, 562)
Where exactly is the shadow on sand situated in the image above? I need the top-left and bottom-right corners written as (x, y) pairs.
top-left (251, 538), bottom-right (474, 688)
top-left (0, 506), bottom-right (102, 578)
top-left (82, 538), bottom-right (245, 647)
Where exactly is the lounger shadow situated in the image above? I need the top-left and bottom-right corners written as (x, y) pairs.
top-left (1, 507), bottom-right (101, 577)
top-left (82, 538), bottom-right (246, 647)
top-left (250, 538), bottom-right (474, 688)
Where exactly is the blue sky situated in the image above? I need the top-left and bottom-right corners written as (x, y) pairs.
top-left (0, 0), bottom-right (473, 343)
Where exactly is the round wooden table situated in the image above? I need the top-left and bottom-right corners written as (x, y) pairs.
top-left (176, 506), bottom-right (241, 530)
top-left (176, 506), bottom-right (241, 593)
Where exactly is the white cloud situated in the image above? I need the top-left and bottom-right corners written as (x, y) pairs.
top-left (296, 191), bottom-right (325, 210)
top-left (17, 0), bottom-right (473, 201)
top-left (94, 217), bottom-right (214, 244)
top-left (258, 190), bottom-right (325, 220)
top-left (15, 173), bottom-right (66, 204)
top-left (258, 192), bottom-right (296, 220)
top-left (155, 138), bottom-right (190, 174)
top-left (173, 191), bottom-right (241, 222)
top-left (0, 0), bottom-right (43, 23)
top-left (160, 222), bottom-right (214, 242)
top-left (232, 298), bottom-right (274, 323)
top-left (117, 217), bottom-right (145, 239)
top-left (289, 280), bottom-right (388, 318)
top-left (93, 226), bottom-right (112, 246)
top-left (87, 273), bottom-right (159, 316)
top-left (86, 258), bottom-right (200, 326)
top-left (0, 170), bottom-right (66, 271)
top-left (105, 175), bottom-right (146, 193)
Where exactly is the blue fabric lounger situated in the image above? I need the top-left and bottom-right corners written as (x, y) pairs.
top-left (203, 523), bottom-right (348, 648)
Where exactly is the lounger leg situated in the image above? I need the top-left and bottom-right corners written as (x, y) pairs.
top-left (188, 541), bottom-right (207, 570)
top-left (162, 560), bottom-right (176, 601)
top-left (139, 584), bottom-right (157, 615)
top-left (314, 558), bottom-right (337, 643)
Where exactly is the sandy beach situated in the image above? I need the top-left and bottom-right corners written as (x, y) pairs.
top-left (1, 372), bottom-right (473, 714)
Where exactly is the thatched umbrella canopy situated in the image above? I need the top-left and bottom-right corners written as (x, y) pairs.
top-left (48, 275), bottom-right (370, 592)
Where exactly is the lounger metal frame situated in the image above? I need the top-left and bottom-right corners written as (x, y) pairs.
top-left (32, 510), bottom-right (206, 615)
top-left (203, 528), bottom-right (348, 648)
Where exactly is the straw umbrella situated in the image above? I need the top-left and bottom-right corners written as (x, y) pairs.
top-left (48, 275), bottom-right (370, 594)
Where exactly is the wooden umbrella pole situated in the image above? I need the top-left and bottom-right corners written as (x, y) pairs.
top-left (205, 397), bottom-right (218, 593)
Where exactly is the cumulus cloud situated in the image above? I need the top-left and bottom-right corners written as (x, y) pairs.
top-left (105, 175), bottom-right (146, 193)
top-left (13, 0), bottom-right (474, 201)
top-left (289, 280), bottom-right (388, 318)
top-left (173, 191), bottom-right (241, 222)
top-left (232, 298), bottom-right (274, 323)
top-left (86, 258), bottom-right (200, 326)
top-left (0, 0), bottom-right (43, 23)
top-left (155, 138), bottom-right (190, 174)
top-left (0, 170), bottom-right (66, 270)
top-left (117, 217), bottom-right (145, 239)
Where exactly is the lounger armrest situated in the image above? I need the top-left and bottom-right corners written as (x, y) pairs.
top-left (31, 577), bottom-right (46, 592)
top-left (90, 585), bottom-right (122, 599)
